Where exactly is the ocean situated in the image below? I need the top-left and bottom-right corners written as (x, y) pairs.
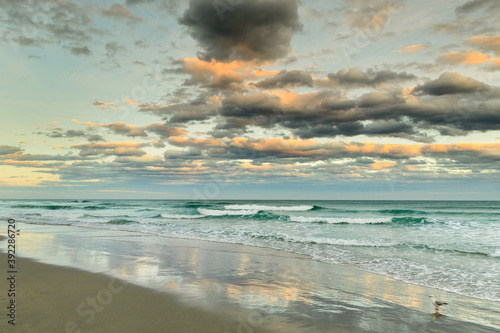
top-left (2, 199), bottom-right (499, 304)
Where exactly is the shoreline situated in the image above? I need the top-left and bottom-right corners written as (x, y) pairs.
top-left (1, 223), bottom-right (499, 332)
top-left (0, 251), bottom-right (266, 333)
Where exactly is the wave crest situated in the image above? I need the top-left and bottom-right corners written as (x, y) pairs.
top-left (224, 204), bottom-right (317, 211)
top-left (290, 216), bottom-right (391, 224)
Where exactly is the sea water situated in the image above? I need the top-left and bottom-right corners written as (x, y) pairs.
top-left (1, 200), bottom-right (499, 303)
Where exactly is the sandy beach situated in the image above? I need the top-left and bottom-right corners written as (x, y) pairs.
top-left (0, 252), bottom-right (255, 333)
top-left (1, 224), bottom-right (499, 332)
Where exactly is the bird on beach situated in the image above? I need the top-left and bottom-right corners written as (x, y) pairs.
top-left (429, 295), bottom-right (448, 312)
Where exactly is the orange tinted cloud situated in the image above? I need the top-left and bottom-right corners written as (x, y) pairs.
top-left (70, 141), bottom-right (148, 157)
top-left (253, 69), bottom-right (280, 77)
top-left (438, 50), bottom-right (500, 66)
top-left (344, 142), bottom-right (423, 158)
top-left (91, 101), bottom-right (118, 110)
top-left (2, 160), bottom-right (46, 167)
top-left (240, 162), bottom-right (271, 170)
top-left (71, 141), bottom-right (145, 149)
top-left (467, 36), bottom-right (500, 55)
top-left (167, 137), bottom-right (500, 161)
top-left (370, 161), bottom-right (396, 170)
top-left (395, 44), bottom-right (429, 53)
top-left (183, 57), bottom-right (247, 90)
top-left (182, 58), bottom-right (277, 89)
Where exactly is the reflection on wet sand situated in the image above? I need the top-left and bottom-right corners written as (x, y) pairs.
top-left (431, 312), bottom-right (446, 323)
top-left (14, 224), bottom-right (500, 332)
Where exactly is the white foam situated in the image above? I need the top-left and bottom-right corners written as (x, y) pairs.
top-left (491, 248), bottom-right (500, 257)
top-left (287, 235), bottom-right (398, 247)
top-left (198, 208), bottom-right (259, 216)
top-left (290, 216), bottom-right (391, 224)
top-left (224, 204), bottom-right (314, 211)
top-left (161, 214), bottom-right (204, 219)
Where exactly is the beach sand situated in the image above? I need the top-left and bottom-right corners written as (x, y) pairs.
top-left (1, 225), bottom-right (499, 332)
top-left (0, 250), bottom-right (262, 333)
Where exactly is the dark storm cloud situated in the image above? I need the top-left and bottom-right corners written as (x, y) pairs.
top-left (210, 74), bottom-right (500, 140)
top-left (178, 0), bottom-right (302, 62)
top-left (414, 72), bottom-right (490, 96)
top-left (253, 70), bottom-right (313, 89)
top-left (327, 68), bottom-right (417, 87)
top-left (293, 120), bottom-right (423, 142)
top-left (215, 91), bottom-right (419, 140)
top-left (139, 68), bottom-right (499, 142)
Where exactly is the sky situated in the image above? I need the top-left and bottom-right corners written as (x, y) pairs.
top-left (0, 0), bottom-right (499, 200)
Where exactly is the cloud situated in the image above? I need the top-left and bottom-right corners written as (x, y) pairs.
top-left (455, 0), bottom-right (500, 15)
top-left (395, 44), bottom-right (429, 54)
top-left (252, 70), bottom-right (313, 89)
top-left (180, 57), bottom-right (246, 90)
top-left (327, 67), bottom-right (416, 87)
top-left (370, 161), bottom-right (396, 170)
top-left (41, 128), bottom-right (87, 139)
top-left (212, 88), bottom-right (432, 140)
top-left (139, 98), bottom-right (219, 123)
top-left (97, 122), bottom-right (148, 137)
top-left (0, 145), bottom-right (22, 155)
top-left (466, 35), bottom-right (500, 56)
top-left (178, 0), bottom-right (302, 62)
top-left (0, 1), bottom-right (97, 49)
top-left (342, 0), bottom-right (403, 32)
top-left (101, 4), bottom-right (136, 20)
top-left (438, 50), bottom-right (500, 67)
top-left (71, 142), bottom-right (148, 157)
top-left (82, 122), bottom-right (187, 139)
top-left (414, 72), bottom-right (490, 96)
top-left (209, 75), bottom-right (500, 140)
top-left (4, 153), bottom-right (82, 161)
top-left (165, 136), bottom-right (500, 163)
top-left (92, 101), bottom-right (119, 110)
top-left (145, 124), bottom-right (187, 138)
top-left (68, 46), bottom-right (92, 56)
top-left (88, 134), bottom-right (105, 142)
top-left (125, 0), bottom-right (181, 13)
top-left (431, 2), bottom-right (498, 37)
top-left (164, 147), bottom-right (201, 159)
top-left (105, 42), bottom-right (126, 57)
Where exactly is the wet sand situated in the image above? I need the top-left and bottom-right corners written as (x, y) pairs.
top-left (0, 225), bottom-right (499, 332)
top-left (0, 251), bottom-right (270, 333)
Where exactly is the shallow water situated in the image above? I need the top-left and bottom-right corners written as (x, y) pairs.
top-left (4, 223), bottom-right (500, 331)
top-left (2, 199), bottom-right (499, 303)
